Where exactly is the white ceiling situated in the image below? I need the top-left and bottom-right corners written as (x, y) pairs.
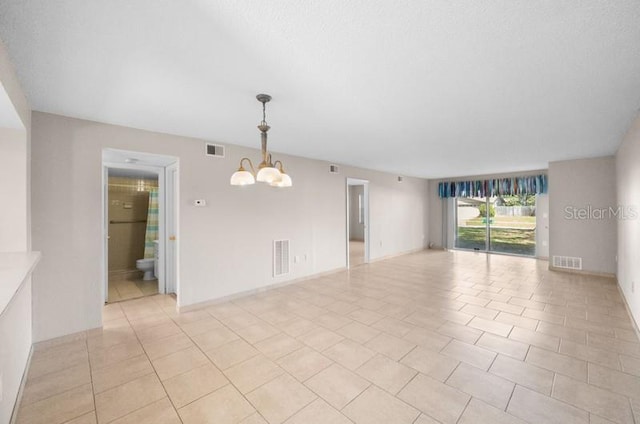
top-left (1, 1), bottom-right (639, 178)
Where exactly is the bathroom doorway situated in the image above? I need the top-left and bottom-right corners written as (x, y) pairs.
top-left (102, 149), bottom-right (179, 303)
top-left (346, 178), bottom-right (370, 268)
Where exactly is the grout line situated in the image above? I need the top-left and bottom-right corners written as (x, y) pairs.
top-left (443, 361), bottom-right (462, 384)
top-left (168, 304), bottom-right (280, 424)
top-left (120, 301), bottom-right (186, 424)
top-left (504, 383), bottom-right (517, 412)
top-left (550, 372), bottom-right (557, 397)
top-left (454, 395), bottom-right (473, 424)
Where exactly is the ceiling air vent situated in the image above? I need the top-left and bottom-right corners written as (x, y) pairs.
top-left (206, 143), bottom-right (225, 158)
top-left (329, 165), bottom-right (339, 174)
top-left (552, 255), bottom-right (582, 270)
top-left (273, 240), bottom-right (290, 277)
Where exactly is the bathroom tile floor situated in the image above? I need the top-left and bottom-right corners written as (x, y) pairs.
top-left (15, 249), bottom-right (640, 424)
top-left (108, 278), bottom-right (159, 303)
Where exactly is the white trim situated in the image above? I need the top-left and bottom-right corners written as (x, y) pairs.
top-left (165, 162), bottom-right (179, 300)
top-left (101, 157), bottom-right (177, 305)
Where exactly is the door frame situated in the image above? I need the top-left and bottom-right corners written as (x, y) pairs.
top-left (346, 178), bottom-right (370, 268)
top-left (102, 161), bottom-right (167, 303)
top-left (165, 161), bottom-right (179, 297)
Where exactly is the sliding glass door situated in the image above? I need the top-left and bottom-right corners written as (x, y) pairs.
top-left (489, 195), bottom-right (536, 256)
top-left (455, 195), bottom-right (536, 256)
top-left (454, 197), bottom-right (487, 251)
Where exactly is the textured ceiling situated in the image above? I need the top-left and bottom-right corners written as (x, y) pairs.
top-left (1, 1), bottom-right (639, 178)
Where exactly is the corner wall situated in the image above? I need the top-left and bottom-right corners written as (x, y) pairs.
top-left (0, 37), bottom-right (33, 424)
top-left (616, 113), bottom-right (640, 328)
top-left (30, 112), bottom-right (430, 342)
top-left (548, 157), bottom-right (617, 275)
top-left (0, 128), bottom-right (28, 251)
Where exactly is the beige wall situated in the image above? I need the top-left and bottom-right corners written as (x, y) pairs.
top-left (0, 41), bottom-right (29, 129)
top-left (0, 38), bottom-right (30, 253)
top-left (30, 112), bottom-right (430, 342)
top-left (108, 177), bottom-right (157, 273)
top-left (548, 157), bottom-right (617, 275)
top-left (616, 113), bottom-right (640, 328)
top-left (0, 128), bottom-right (28, 252)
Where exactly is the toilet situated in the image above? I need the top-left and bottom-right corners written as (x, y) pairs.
top-left (136, 258), bottom-right (155, 280)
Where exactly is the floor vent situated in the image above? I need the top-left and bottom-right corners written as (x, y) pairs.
top-left (552, 255), bottom-right (582, 270)
top-left (205, 143), bottom-right (225, 158)
top-left (273, 240), bottom-right (290, 277)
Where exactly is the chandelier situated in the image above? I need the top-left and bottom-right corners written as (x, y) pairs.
top-left (230, 94), bottom-right (292, 187)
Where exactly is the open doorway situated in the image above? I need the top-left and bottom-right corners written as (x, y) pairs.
top-left (102, 149), bottom-right (179, 303)
top-left (106, 168), bottom-right (160, 301)
top-left (346, 178), bottom-right (370, 268)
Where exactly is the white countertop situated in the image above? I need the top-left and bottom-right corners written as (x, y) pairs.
top-left (0, 251), bottom-right (41, 316)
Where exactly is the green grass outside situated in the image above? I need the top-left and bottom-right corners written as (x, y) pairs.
top-left (455, 227), bottom-right (536, 256)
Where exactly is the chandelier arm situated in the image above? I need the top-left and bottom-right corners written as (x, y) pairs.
top-left (273, 160), bottom-right (285, 173)
top-left (239, 157), bottom-right (256, 174)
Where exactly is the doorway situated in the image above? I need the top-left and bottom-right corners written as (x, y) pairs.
top-left (346, 178), bottom-right (370, 268)
top-left (106, 168), bottom-right (160, 301)
top-left (102, 149), bottom-right (179, 303)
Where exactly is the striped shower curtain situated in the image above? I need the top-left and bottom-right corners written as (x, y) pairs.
top-left (143, 188), bottom-right (159, 258)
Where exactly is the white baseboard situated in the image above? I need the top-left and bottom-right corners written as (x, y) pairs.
top-left (615, 278), bottom-right (640, 343)
top-left (178, 267), bottom-right (347, 313)
top-left (367, 247), bottom-right (428, 264)
top-left (548, 265), bottom-right (616, 279)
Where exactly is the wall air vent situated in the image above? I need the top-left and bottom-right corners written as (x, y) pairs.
top-left (397, 176), bottom-right (404, 183)
top-left (273, 240), bottom-right (290, 277)
top-left (552, 255), bottom-right (582, 270)
top-left (329, 165), bottom-right (339, 174)
top-left (205, 143), bottom-right (225, 158)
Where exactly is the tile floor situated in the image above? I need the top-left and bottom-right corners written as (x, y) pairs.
top-left (349, 241), bottom-right (365, 267)
top-left (108, 277), bottom-right (159, 303)
top-left (15, 249), bottom-right (640, 424)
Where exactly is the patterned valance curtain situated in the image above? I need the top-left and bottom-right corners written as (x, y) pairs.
top-left (438, 174), bottom-right (547, 198)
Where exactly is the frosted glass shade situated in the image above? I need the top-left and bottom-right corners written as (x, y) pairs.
top-left (230, 170), bottom-right (255, 186)
top-left (256, 166), bottom-right (281, 183)
top-left (270, 173), bottom-right (292, 187)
